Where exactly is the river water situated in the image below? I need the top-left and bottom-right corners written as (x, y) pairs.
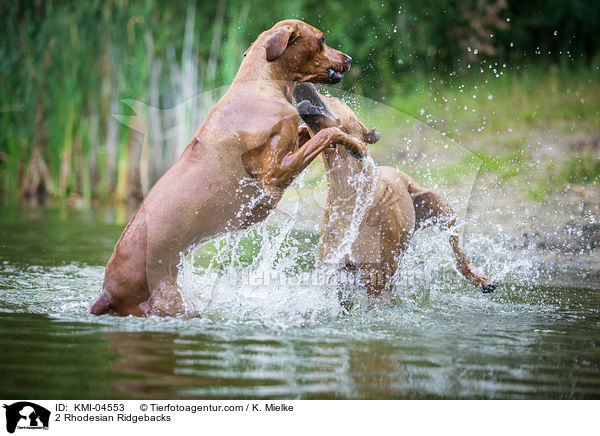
top-left (1, 202), bottom-right (599, 399)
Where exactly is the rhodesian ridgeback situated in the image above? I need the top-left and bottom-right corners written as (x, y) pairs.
top-left (293, 83), bottom-right (496, 308)
top-left (90, 20), bottom-right (365, 316)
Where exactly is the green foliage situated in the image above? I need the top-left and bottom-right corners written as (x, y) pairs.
top-left (0, 0), bottom-right (599, 202)
top-left (526, 185), bottom-right (549, 202)
top-left (563, 154), bottom-right (600, 184)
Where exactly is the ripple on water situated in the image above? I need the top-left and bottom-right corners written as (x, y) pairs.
top-left (1, 192), bottom-right (599, 398)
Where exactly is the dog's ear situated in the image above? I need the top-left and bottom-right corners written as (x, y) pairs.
top-left (363, 127), bottom-right (381, 144)
top-left (265, 25), bottom-right (298, 61)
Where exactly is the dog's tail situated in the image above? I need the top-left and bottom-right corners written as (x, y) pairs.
top-left (407, 179), bottom-right (496, 293)
top-left (89, 289), bottom-right (113, 315)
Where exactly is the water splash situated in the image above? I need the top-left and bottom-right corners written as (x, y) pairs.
top-left (322, 156), bottom-right (379, 265)
top-left (0, 87), bottom-right (558, 331)
top-left (175, 169), bottom-right (541, 328)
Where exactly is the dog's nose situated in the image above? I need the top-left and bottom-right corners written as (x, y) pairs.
top-left (346, 55), bottom-right (352, 63)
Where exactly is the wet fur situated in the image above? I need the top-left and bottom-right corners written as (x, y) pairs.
top-left (293, 83), bottom-right (496, 308)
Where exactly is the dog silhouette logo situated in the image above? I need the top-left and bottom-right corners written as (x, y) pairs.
top-left (2, 402), bottom-right (50, 433)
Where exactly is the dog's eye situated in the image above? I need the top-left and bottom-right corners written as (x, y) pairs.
top-left (320, 37), bottom-right (325, 45)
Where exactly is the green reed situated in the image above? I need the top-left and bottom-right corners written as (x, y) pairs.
top-left (0, 1), bottom-right (246, 203)
top-left (0, 1), bottom-right (598, 204)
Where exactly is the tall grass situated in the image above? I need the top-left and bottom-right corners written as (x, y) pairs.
top-left (0, 0), bottom-right (252, 204)
top-left (0, 1), bottom-right (598, 205)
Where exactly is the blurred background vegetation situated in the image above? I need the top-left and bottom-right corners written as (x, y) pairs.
top-left (1, 0), bottom-right (599, 207)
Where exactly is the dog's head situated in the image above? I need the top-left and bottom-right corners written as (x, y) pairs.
top-left (249, 20), bottom-right (352, 84)
top-left (293, 83), bottom-right (380, 151)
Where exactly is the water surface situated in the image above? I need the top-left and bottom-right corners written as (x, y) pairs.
top-left (1, 204), bottom-right (599, 399)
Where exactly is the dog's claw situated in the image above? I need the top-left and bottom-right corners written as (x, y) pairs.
top-left (481, 282), bottom-right (497, 293)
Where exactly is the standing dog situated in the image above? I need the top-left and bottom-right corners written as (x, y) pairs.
top-left (293, 83), bottom-right (496, 307)
top-left (90, 20), bottom-right (365, 317)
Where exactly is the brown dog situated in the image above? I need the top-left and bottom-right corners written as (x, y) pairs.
top-left (90, 20), bottom-right (366, 317)
top-left (293, 83), bottom-right (496, 307)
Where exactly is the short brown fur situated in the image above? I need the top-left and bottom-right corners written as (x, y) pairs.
top-left (90, 20), bottom-right (365, 317)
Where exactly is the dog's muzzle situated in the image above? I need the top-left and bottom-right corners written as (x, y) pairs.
top-left (327, 67), bottom-right (345, 84)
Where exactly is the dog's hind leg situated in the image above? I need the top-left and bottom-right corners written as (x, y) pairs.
top-left (143, 268), bottom-right (188, 317)
top-left (359, 262), bottom-right (399, 309)
top-left (336, 263), bottom-right (357, 314)
top-left (408, 179), bottom-right (496, 293)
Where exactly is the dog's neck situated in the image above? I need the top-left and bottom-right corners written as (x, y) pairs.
top-left (231, 45), bottom-right (294, 102)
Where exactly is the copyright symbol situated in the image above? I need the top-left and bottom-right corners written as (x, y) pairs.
top-left (140, 404), bottom-right (148, 411)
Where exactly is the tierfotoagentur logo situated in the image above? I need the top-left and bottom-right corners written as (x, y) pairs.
top-left (2, 402), bottom-right (50, 434)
